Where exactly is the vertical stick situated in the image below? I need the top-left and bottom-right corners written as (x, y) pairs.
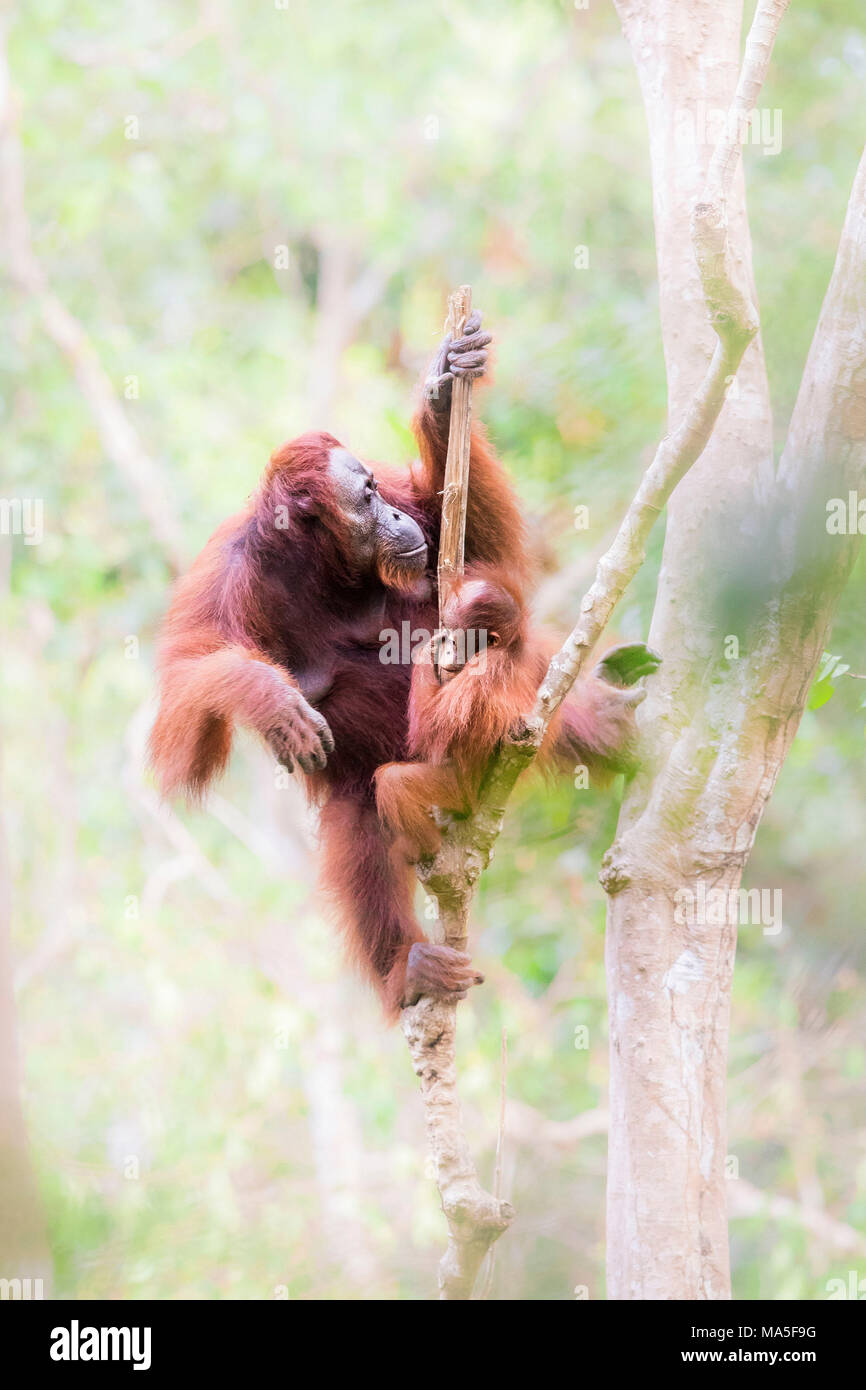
top-left (401, 285), bottom-right (513, 1298)
top-left (437, 285), bottom-right (473, 627)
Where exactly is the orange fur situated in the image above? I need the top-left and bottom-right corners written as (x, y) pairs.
top-left (376, 572), bottom-right (640, 859)
top-left (149, 399), bottom-right (533, 1017)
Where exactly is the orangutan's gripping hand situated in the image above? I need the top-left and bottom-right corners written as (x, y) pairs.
top-left (425, 310), bottom-right (492, 407)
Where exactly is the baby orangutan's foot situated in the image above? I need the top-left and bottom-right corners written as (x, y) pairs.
top-left (401, 942), bottom-right (485, 1006)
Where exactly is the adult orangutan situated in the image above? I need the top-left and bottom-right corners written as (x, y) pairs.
top-left (150, 312), bottom-right (657, 1017)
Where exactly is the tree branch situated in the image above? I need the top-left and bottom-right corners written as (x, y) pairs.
top-left (400, 284), bottom-right (515, 1300)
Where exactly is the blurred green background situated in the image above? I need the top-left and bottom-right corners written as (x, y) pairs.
top-left (2, 0), bottom-right (865, 1299)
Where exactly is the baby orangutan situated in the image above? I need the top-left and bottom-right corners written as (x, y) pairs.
top-left (375, 566), bottom-right (660, 862)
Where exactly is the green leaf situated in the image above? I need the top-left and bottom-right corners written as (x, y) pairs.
top-left (808, 682), bottom-right (835, 711)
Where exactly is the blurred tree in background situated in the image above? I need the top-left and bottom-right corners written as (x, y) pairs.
top-left (1, 0), bottom-right (864, 1298)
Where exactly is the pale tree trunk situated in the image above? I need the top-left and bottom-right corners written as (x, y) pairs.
top-left (306, 236), bottom-right (354, 432)
top-left (0, 524), bottom-right (51, 1291)
top-left (605, 0), bottom-right (866, 1299)
top-left (0, 747), bottom-right (52, 1295)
